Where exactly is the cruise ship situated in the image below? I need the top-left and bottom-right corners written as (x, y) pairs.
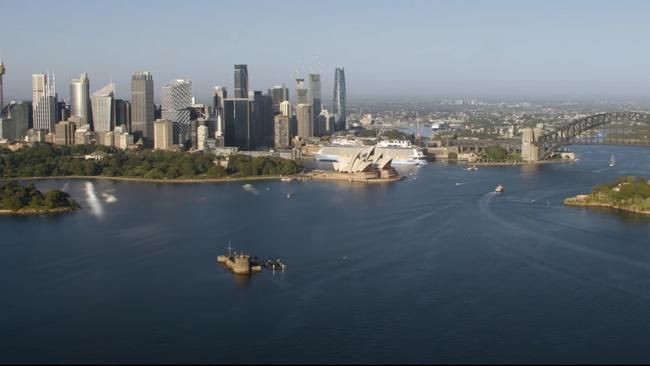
top-left (314, 139), bottom-right (428, 166)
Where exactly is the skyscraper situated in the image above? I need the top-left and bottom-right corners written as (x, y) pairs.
top-left (115, 99), bottom-right (131, 130)
top-left (32, 73), bottom-right (57, 132)
top-left (280, 100), bottom-right (291, 117)
top-left (234, 64), bottom-right (248, 98)
top-left (252, 91), bottom-right (274, 147)
top-left (333, 67), bottom-right (346, 131)
top-left (154, 119), bottom-right (173, 150)
top-left (1, 101), bottom-right (32, 140)
top-left (223, 98), bottom-right (252, 149)
top-left (70, 73), bottom-right (92, 127)
top-left (131, 71), bottom-right (154, 141)
top-left (268, 84), bottom-right (289, 113)
top-left (91, 83), bottom-right (116, 132)
top-left (309, 73), bottom-right (322, 134)
top-left (274, 114), bottom-right (291, 148)
top-left (213, 86), bottom-right (227, 110)
top-left (0, 60), bottom-right (5, 112)
top-left (161, 79), bottom-right (192, 145)
top-left (296, 78), bottom-right (309, 105)
top-left (296, 103), bottom-right (312, 138)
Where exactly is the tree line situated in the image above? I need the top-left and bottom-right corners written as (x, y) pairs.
top-left (0, 181), bottom-right (79, 211)
top-left (0, 143), bottom-right (303, 180)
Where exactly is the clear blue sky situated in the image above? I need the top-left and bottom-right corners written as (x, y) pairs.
top-left (2, 0), bottom-right (650, 103)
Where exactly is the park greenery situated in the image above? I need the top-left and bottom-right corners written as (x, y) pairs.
top-left (0, 181), bottom-right (79, 213)
top-left (0, 143), bottom-right (303, 180)
top-left (565, 176), bottom-right (650, 214)
top-left (478, 145), bottom-right (523, 163)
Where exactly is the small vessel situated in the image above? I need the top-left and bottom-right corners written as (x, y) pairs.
top-left (609, 155), bottom-right (616, 167)
top-left (495, 185), bottom-right (504, 193)
top-left (286, 193), bottom-right (293, 198)
top-left (280, 176), bottom-right (295, 182)
top-left (467, 166), bottom-right (478, 171)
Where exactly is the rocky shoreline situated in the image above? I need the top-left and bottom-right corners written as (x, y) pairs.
top-left (0, 206), bottom-right (80, 217)
top-left (564, 197), bottom-right (650, 216)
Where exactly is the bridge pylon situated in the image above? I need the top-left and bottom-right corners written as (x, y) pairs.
top-left (521, 127), bottom-right (543, 162)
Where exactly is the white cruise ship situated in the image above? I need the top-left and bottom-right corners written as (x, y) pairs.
top-left (314, 139), bottom-right (428, 166)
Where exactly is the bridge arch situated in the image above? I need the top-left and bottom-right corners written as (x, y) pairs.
top-left (531, 112), bottom-right (650, 160)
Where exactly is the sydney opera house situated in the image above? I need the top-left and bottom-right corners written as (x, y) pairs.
top-left (309, 146), bottom-right (400, 182)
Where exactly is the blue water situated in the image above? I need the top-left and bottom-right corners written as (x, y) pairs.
top-left (1, 145), bottom-right (650, 363)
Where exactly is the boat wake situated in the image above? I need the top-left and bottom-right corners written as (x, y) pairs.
top-left (84, 182), bottom-right (104, 218)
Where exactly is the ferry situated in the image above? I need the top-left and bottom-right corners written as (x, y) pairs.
top-left (495, 185), bottom-right (504, 193)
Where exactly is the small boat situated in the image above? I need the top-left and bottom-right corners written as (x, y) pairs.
top-left (280, 176), bottom-right (295, 182)
top-left (467, 166), bottom-right (478, 171)
top-left (495, 185), bottom-right (504, 193)
top-left (286, 193), bottom-right (293, 198)
top-left (609, 155), bottom-right (616, 167)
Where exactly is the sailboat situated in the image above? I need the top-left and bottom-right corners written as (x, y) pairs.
top-left (609, 154), bottom-right (616, 167)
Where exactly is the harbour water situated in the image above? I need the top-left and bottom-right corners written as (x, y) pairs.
top-left (1, 145), bottom-right (650, 363)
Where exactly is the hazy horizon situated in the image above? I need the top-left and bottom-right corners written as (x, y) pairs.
top-left (2, 0), bottom-right (650, 103)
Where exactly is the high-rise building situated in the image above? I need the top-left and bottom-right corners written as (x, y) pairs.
top-left (0, 60), bottom-right (5, 112)
top-left (213, 86), bottom-right (227, 110)
top-left (233, 64), bottom-right (248, 98)
top-left (91, 83), bottom-right (116, 132)
top-left (114, 125), bottom-right (134, 149)
top-left (57, 101), bottom-right (69, 123)
top-left (280, 100), bottom-right (291, 117)
top-left (161, 79), bottom-right (192, 145)
top-left (32, 73), bottom-right (57, 132)
top-left (197, 124), bottom-right (209, 151)
top-left (296, 103), bottom-right (312, 138)
top-left (70, 73), bottom-right (92, 127)
top-left (309, 73), bottom-right (322, 133)
top-left (333, 67), bottom-right (346, 131)
top-left (55, 120), bottom-right (76, 145)
top-left (0, 101), bottom-right (32, 140)
top-left (115, 99), bottom-right (131, 130)
top-left (223, 98), bottom-right (253, 149)
top-left (131, 71), bottom-right (154, 141)
top-left (154, 119), bottom-right (173, 150)
top-left (317, 108), bottom-right (335, 136)
top-left (0, 118), bottom-right (14, 140)
top-left (274, 114), bottom-right (291, 148)
top-left (296, 78), bottom-right (309, 105)
top-left (252, 91), bottom-right (274, 147)
top-left (268, 84), bottom-right (289, 113)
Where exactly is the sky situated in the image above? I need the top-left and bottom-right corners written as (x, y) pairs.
top-left (2, 0), bottom-right (650, 103)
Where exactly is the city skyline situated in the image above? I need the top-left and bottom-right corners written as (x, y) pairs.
top-left (3, 0), bottom-right (650, 101)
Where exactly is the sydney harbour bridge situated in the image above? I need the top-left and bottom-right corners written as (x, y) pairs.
top-left (521, 112), bottom-right (650, 161)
